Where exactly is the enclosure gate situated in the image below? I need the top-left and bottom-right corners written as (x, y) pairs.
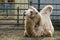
top-left (0, 0), bottom-right (60, 30)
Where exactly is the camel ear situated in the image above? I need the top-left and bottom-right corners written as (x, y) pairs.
top-left (36, 12), bottom-right (38, 14)
top-left (29, 6), bottom-right (39, 13)
top-left (29, 6), bottom-right (34, 10)
top-left (40, 5), bottom-right (53, 15)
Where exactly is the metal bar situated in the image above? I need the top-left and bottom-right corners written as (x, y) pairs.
top-left (6, 8), bottom-right (8, 17)
top-left (23, 13), bottom-right (24, 27)
top-left (0, 24), bottom-right (24, 25)
top-left (38, 0), bottom-right (40, 11)
top-left (28, 3), bottom-right (60, 5)
top-left (0, 9), bottom-right (60, 11)
top-left (0, 19), bottom-right (25, 20)
top-left (0, 28), bottom-right (24, 30)
top-left (17, 7), bottom-right (19, 26)
top-left (51, 15), bottom-right (60, 16)
top-left (29, 1), bottom-right (32, 6)
top-left (0, 2), bottom-right (29, 4)
top-left (0, 14), bottom-right (59, 16)
top-left (0, 2), bottom-right (60, 5)
top-left (0, 8), bottom-right (27, 10)
top-left (0, 14), bottom-right (23, 16)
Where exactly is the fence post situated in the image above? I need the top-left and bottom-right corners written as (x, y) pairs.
top-left (17, 7), bottom-right (19, 26)
top-left (30, 1), bottom-right (32, 6)
top-left (38, 0), bottom-right (40, 11)
top-left (6, 8), bottom-right (8, 17)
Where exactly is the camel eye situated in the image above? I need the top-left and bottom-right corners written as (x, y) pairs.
top-left (30, 11), bottom-right (33, 13)
top-left (36, 12), bottom-right (38, 14)
top-left (24, 11), bottom-right (26, 13)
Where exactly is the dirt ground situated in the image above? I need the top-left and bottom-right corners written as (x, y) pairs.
top-left (0, 29), bottom-right (60, 40)
top-left (0, 19), bottom-right (59, 40)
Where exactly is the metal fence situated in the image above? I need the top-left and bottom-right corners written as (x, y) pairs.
top-left (0, 2), bottom-right (29, 28)
top-left (0, 0), bottom-right (60, 30)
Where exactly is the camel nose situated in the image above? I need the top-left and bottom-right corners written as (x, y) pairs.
top-left (23, 12), bottom-right (26, 16)
top-left (24, 13), bottom-right (26, 16)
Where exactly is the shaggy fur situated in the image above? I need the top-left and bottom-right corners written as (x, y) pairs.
top-left (24, 5), bottom-right (54, 37)
top-left (24, 7), bottom-right (42, 37)
top-left (39, 5), bottom-right (54, 37)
